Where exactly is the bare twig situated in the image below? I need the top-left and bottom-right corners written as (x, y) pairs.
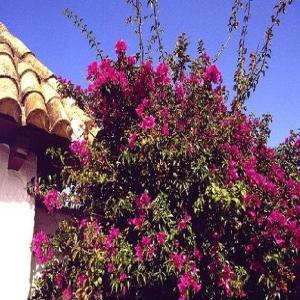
top-left (151, 0), bottom-right (165, 59)
top-left (63, 8), bottom-right (104, 59)
top-left (213, 0), bottom-right (242, 63)
top-left (232, 0), bottom-right (294, 110)
top-left (136, 0), bottom-right (145, 64)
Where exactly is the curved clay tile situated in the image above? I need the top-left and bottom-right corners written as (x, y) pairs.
top-left (24, 92), bottom-right (50, 130)
top-left (0, 51), bottom-right (18, 79)
top-left (17, 62), bottom-right (49, 130)
top-left (41, 81), bottom-right (72, 138)
top-left (46, 77), bottom-right (59, 90)
top-left (22, 53), bottom-right (53, 80)
top-left (0, 77), bottom-right (21, 122)
top-left (0, 42), bottom-right (14, 58)
top-left (46, 97), bottom-right (72, 138)
top-left (41, 81), bottom-right (59, 104)
top-left (0, 30), bottom-right (31, 58)
top-left (0, 22), bottom-right (95, 139)
top-left (18, 61), bottom-right (41, 96)
top-left (0, 51), bottom-right (21, 122)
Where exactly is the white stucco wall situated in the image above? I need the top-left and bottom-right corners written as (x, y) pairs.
top-left (0, 143), bottom-right (37, 300)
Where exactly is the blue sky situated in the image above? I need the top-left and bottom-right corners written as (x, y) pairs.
top-left (1, 0), bottom-right (299, 146)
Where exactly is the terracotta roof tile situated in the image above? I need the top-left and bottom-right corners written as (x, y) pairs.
top-left (0, 21), bottom-right (92, 140)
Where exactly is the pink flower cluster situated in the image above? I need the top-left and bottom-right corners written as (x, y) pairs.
top-left (217, 264), bottom-right (235, 297)
top-left (106, 226), bottom-right (120, 255)
top-left (156, 231), bottom-right (167, 245)
top-left (115, 40), bottom-right (127, 56)
top-left (62, 286), bottom-right (73, 300)
top-left (129, 192), bottom-right (152, 229)
top-left (32, 231), bottom-right (53, 265)
top-left (135, 98), bottom-right (150, 117)
top-left (266, 209), bottom-right (300, 248)
top-left (135, 235), bottom-right (156, 262)
top-left (170, 252), bottom-right (188, 272)
top-left (70, 139), bottom-right (91, 165)
top-left (178, 212), bottom-right (191, 231)
top-left (203, 64), bottom-right (222, 84)
top-left (54, 271), bottom-right (66, 289)
top-left (178, 273), bottom-right (202, 300)
top-left (141, 115), bottom-right (156, 131)
top-left (128, 131), bottom-right (137, 150)
top-left (43, 188), bottom-right (61, 212)
top-left (155, 62), bottom-right (170, 86)
top-left (128, 215), bottom-right (145, 229)
top-left (76, 273), bottom-right (87, 287)
top-left (135, 192), bottom-right (151, 210)
top-left (87, 58), bottom-right (128, 92)
top-left (243, 160), bottom-right (277, 195)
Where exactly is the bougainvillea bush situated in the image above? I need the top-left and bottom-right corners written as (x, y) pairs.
top-left (29, 40), bottom-right (299, 300)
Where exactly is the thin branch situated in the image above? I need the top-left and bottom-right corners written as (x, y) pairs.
top-left (212, 33), bottom-right (232, 63)
top-left (232, 0), bottom-right (294, 110)
top-left (136, 0), bottom-right (145, 64)
top-left (151, 0), bottom-right (165, 59)
top-left (63, 8), bottom-right (104, 60)
top-left (250, 0), bottom-right (294, 91)
top-left (231, 0), bottom-right (252, 110)
top-left (213, 0), bottom-right (242, 63)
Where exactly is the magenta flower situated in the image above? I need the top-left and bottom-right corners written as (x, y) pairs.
top-left (76, 273), bottom-right (87, 287)
top-left (161, 106), bottom-right (169, 119)
top-left (32, 231), bottom-right (53, 265)
top-left (203, 64), bottom-right (222, 84)
top-left (120, 270), bottom-right (127, 282)
top-left (170, 252), bottom-right (187, 271)
top-left (146, 244), bottom-right (156, 261)
top-left (107, 263), bottom-right (116, 273)
top-left (80, 218), bottom-right (88, 229)
top-left (178, 213), bottom-right (191, 230)
top-left (62, 286), bottom-right (73, 300)
top-left (43, 188), bottom-right (60, 212)
top-left (156, 231), bottom-right (167, 245)
top-left (177, 273), bottom-right (201, 299)
top-left (135, 244), bottom-right (143, 262)
top-left (128, 215), bottom-right (145, 229)
top-left (108, 227), bottom-right (120, 240)
top-left (129, 131), bottom-right (137, 150)
top-left (218, 264), bottom-right (234, 297)
top-left (245, 244), bottom-right (254, 253)
top-left (70, 139), bottom-right (91, 165)
top-left (136, 192), bottom-right (151, 209)
top-left (54, 271), bottom-right (65, 289)
top-left (135, 104), bottom-right (144, 117)
top-left (87, 61), bottom-right (98, 80)
top-left (127, 55), bottom-right (136, 65)
top-left (268, 210), bottom-right (287, 226)
top-left (141, 235), bottom-right (152, 247)
top-left (34, 181), bottom-right (41, 195)
top-left (292, 228), bottom-right (300, 249)
top-left (88, 58), bottom-right (128, 91)
top-left (175, 81), bottom-right (185, 101)
top-left (155, 62), bottom-right (170, 85)
top-left (115, 40), bottom-right (127, 56)
top-left (193, 248), bottom-right (203, 261)
top-left (136, 99), bottom-right (150, 117)
top-left (141, 115), bottom-right (156, 131)
top-left (142, 98), bottom-right (150, 107)
top-left (162, 123), bottom-right (170, 137)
